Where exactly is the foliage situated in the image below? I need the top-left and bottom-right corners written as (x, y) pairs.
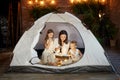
top-left (104, 16), bottom-right (118, 39)
top-left (71, 2), bottom-right (118, 45)
top-left (29, 5), bottom-right (59, 20)
top-left (71, 3), bottom-right (89, 14)
top-left (71, 2), bottom-right (103, 36)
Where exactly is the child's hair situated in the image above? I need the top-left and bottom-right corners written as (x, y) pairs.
top-left (70, 40), bottom-right (77, 46)
top-left (45, 29), bottom-right (54, 41)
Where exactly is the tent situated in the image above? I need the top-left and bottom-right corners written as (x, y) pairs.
top-left (10, 12), bottom-right (112, 73)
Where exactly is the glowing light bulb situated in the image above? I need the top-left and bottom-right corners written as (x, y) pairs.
top-left (83, 0), bottom-right (87, 2)
top-left (95, 0), bottom-right (98, 2)
top-left (101, 0), bottom-right (105, 3)
top-left (35, 0), bottom-right (38, 3)
top-left (77, 0), bottom-right (82, 3)
top-left (28, 0), bottom-right (33, 5)
top-left (40, 1), bottom-right (45, 6)
top-left (99, 13), bottom-right (102, 18)
top-left (51, 0), bottom-right (55, 5)
top-left (70, 0), bottom-right (74, 4)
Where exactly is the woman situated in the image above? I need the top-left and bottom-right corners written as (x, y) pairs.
top-left (53, 30), bottom-right (71, 65)
top-left (55, 30), bottom-right (70, 55)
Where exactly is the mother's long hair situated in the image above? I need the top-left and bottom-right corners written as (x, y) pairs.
top-left (58, 30), bottom-right (68, 46)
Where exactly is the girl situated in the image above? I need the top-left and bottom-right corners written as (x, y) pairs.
top-left (41, 29), bottom-right (55, 64)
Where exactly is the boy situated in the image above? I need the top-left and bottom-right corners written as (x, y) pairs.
top-left (68, 40), bottom-right (83, 62)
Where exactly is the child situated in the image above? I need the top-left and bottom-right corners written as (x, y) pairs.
top-left (68, 40), bottom-right (83, 62)
top-left (41, 29), bottom-right (55, 64)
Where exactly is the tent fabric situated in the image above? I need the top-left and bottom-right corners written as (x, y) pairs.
top-left (10, 12), bottom-right (111, 72)
top-left (34, 22), bottom-right (85, 49)
top-left (8, 66), bottom-right (112, 73)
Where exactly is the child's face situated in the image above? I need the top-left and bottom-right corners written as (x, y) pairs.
top-left (70, 43), bottom-right (76, 49)
top-left (48, 32), bottom-right (54, 38)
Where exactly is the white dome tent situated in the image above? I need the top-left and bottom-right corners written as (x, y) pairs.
top-left (10, 12), bottom-right (112, 73)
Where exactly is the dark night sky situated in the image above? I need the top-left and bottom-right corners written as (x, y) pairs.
top-left (0, 0), bottom-right (9, 16)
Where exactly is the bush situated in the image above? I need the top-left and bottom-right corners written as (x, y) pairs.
top-left (29, 5), bottom-right (59, 20)
top-left (71, 2), bottom-right (118, 45)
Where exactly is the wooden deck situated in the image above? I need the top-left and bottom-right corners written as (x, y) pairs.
top-left (105, 48), bottom-right (120, 77)
top-left (0, 51), bottom-right (13, 74)
top-left (0, 48), bottom-right (120, 77)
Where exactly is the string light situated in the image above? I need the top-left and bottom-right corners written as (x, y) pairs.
top-left (76, 0), bottom-right (82, 3)
top-left (28, 0), bottom-right (33, 5)
top-left (40, 0), bottom-right (45, 6)
top-left (50, 0), bottom-right (55, 5)
top-left (70, 0), bottom-right (74, 4)
top-left (99, 13), bottom-right (102, 18)
top-left (95, 0), bottom-right (98, 2)
top-left (94, 0), bottom-right (106, 4)
top-left (27, 0), bottom-right (106, 6)
top-left (101, 0), bottom-right (106, 4)
top-left (35, 0), bottom-right (38, 3)
top-left (83, 0), bottom-right (87, 2)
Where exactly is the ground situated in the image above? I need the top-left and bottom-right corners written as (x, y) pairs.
top-left (0, 47), bottom-right (120, 80)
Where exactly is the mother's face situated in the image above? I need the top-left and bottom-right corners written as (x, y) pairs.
top-left (60, 34), bottom-right (66, 42)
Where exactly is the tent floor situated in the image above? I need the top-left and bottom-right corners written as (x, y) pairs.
top-left (0, 47), bottom-right (120, 77)
top-left (35, 48), bottom-right (85, 58)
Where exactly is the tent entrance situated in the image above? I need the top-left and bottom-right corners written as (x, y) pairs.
top-left (34, 22), bottom-right (85, 58)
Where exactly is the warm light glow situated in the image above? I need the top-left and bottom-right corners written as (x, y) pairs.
top-left (40, 1), bottom-right (45, 6)
top-left (99, 13), bottom-right (102, 18)
top-left (35, 0), bottom-right (38, 3)
top-left (101, 0), bottom-right (106, 4)
top-left (76, 0), bottom-right (82, 3)
top-left (28, 0), bottom-right (33, 5)
top-left (57, 60), bottom-right (62, 66)
top-left (27, 0), bottom-right (106, 7)
top-left (98, 0), bottom-right (106, 5)
top-left (70, 0), bottom-right (74, 4)
top-left (95, 0), bottom-right (98, 2)
top-left (64, 59), bottom-right (68, 62)
top-left (83, 0), bottom-right (88, 2)
top-left (51, 0), bottom-right (55, 5)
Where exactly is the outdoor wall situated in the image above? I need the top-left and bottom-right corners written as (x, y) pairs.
top-left (109, 0), bottom-right (120, 48)
top-left (21, 0), bottom-right (120, 48)
top-left (21, 0), bottom-right (34, 33)
top-left (21, 0), bottom-right (71, 33)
